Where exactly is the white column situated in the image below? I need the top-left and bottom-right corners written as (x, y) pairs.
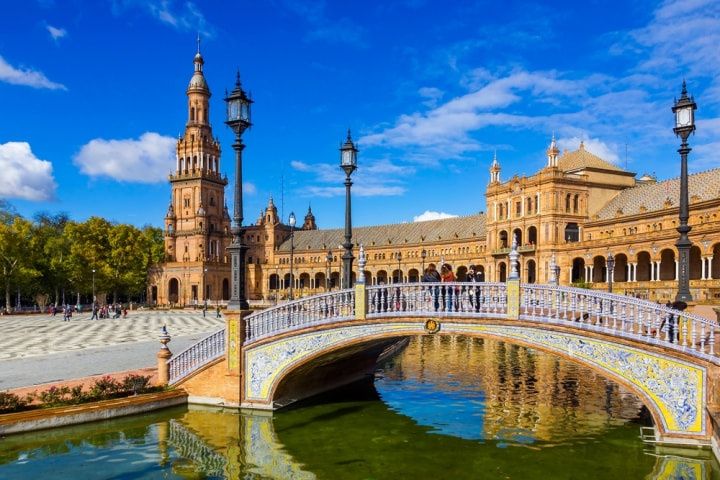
top-left (632, 263), bottom-right (637, 282)
top-left (701, 257), bottom-right (707, 280)
top-left (626, 263), bottom-right (631, 282)
top-left (536, 192), bottom-right (541, 214)
top-left (709, 257), bottom-right (714, 280)
top-left (675, 260), bottom-right (679, 281)
top-left (655, 261), bottom-right (661, 281)
top-left (589, 265), bottom-right (594, 282)
top-left (584, 266), bottom-right (589, 282)
top-left (650, 262), bottom-right (655, 281)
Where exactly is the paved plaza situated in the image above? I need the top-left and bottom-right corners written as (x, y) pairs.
top-left (0, 310), bottom-right (224, 390)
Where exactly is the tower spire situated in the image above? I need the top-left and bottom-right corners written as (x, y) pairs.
top-left (489, 150), bottom-right (501, 183)
top-left (546, 133), bottom-right (560, 168)
top-left (196, 32), bottom-right (201, 54)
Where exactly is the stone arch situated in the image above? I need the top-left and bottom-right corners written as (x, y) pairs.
top-left (244, 322), bottom-right (706, 438)
top-left (314, 272), bottom-right (326, 290)
top-left (408, 268), bottom-right (420, 283)
top-left (269, 274), bottom-right (280, 290)
top-left (526, 259), bottom-right (536, 283)
top-left (527, 226), bottom-right (537, 245)
top-left (498, 230), bottom-right (508, 248)
top-left (713, 243), bottom-right (720, 279)
top-left (571, 257), bottom-right (585, 283)
top-left (498, 262), bottom-right (507, 282)
top-left (168, 278), bottom-right (180, 303)
top-left (614, 253), bottom-right (628, 282)
top-left (636, 252), bottom-right (651, 281)
top-left (476, 265), bottom-right (485, 282)
top-left (512, 228), bottom-right (523, 246)
top-left (593, 256), bottom-right (606, 283)
top-left (564, 223), bottom-right (579, 243)
top-left (659, 249), bottom-right (675, 281)
top-left (330, 272), bottom-right (340, 289)
top-left (690, 246), bottom-right (702, 280)
top-left (299, 273), bottom-right (310, 289)
top-left (376, 270), bottom-right (388, 285)
top-left (456, 265), bottom-right (468, 281)
top-left (392, 269), bottom-right (403, 284)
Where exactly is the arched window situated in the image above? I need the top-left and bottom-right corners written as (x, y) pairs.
top-left (573, 194), bottom-right (579, 213)
top-left (190, 107), bottom-right (196, 122)
top-left (565, 193), bottom-right (571, 212)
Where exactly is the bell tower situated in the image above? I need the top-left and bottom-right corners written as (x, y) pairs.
top-left (159, 42), bottom-right (232, 305)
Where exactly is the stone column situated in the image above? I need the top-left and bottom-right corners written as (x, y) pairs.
top-left (675, 260), bottom-right (679, 281)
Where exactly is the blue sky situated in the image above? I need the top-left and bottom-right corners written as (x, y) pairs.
top-left (1, 0), bottom-right (718, 228)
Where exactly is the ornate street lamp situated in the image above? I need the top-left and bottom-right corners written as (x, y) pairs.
top-left (396, 251), bottom-right (402, 284)
top-left (421, 249), bottom-right (427, 277)
top-left (672, 81), bottom-right (697, 302)
top-left (326, 249), bottom-right (333, 291)
top-left (340, 130), bottom-right (358, 289)
top-left (203, 267), bottom-right (208, 306)
top-left (224, 71), bottom-right (253, 310)
top-left (92, 269), bottom-right (96, 303)
top-left (607, 253), bottom-right (615, 293)
top-left (288, 212), bottom-right (296, 300)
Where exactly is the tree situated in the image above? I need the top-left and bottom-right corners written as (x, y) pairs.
top-left (31, 213), bottom-right (71, 305)
top-left (0, 217), bottom-right (38, 312)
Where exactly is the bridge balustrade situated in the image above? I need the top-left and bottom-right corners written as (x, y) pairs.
top-left (168, 329), bottom-right (225, 385)
top-left (366, 283), bottom-right (508, 317)
top-left (521, 285), bottom-right (718, 362)
top-left (168, 281), bottom-right (720, 385)
top-left (244, 289), bottom-right (355, 344)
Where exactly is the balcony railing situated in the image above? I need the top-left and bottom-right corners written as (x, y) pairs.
top-left (492, 245), bottom-right (536, 256)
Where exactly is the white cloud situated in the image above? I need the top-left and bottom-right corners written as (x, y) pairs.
top-left (0, 55), bottom-right (66, 90)
top-left (46, 25), bottom-right (67, 41)
top-left (291, 158), bottom-right (408, 197)
top-left (0, 142), bottom-right (56, 201)
top-left (74, 132), bottom-right (175, 183)
top-left (413, 210), bottom-right (458, 222)
top-left (290, 160), bottom-right (312, 172)
top-left (418, 86), bottom-right (444, 108)
top-left (556, 136), bottom-right (620, 164)
top-left (243, 182), bottom-right (257, 195)
top-left (114, 0), bottom-right (214, 37)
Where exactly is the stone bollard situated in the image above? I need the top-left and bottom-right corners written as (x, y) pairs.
top-left (156, 325), bottom-right (172, 386)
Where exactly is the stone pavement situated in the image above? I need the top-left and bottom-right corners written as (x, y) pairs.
top-left (0, 310), bottom-right (224, 390)
top-left (0, 310), bottom-right (224, 360)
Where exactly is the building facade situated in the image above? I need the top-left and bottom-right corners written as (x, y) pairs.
top-left (149, 54), bottom-right (720, 306)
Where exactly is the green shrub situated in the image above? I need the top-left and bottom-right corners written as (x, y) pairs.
top-left (122, 374), bottom-right (151, 395)
top-left (0, 391), bottom-right (27, 413)
top-left (88, 376), bottom-right (121, 400)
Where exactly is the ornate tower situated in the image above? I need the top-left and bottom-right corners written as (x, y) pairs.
top-left (302, 205), bottom-right (317, 230)
top-left (489, 151), bottom-right (501, 183)
top-left (157, 43), bottom-right (232, 305)
top-left (546, 134), bottom-right (559, 168)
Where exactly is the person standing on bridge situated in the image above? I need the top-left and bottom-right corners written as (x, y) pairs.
top-left (422, 264), bottom-right (441, 311)
top-left (440, 264), bottom-right (456, 312)
top-left (466, 265), bottom-right (481, 312)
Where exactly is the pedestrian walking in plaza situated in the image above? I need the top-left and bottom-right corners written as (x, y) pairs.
top-left (91, 304), bottom-right (99, 320)
top-left (216, 305), bottom-right (221, 318)
top-left (466, 265), bottom-right (481, 312)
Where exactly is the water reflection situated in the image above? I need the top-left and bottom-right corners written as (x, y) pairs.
top-left (0, 336), bottom-right (718, 479)
top-left (376, 336), bottom-right (646, 444)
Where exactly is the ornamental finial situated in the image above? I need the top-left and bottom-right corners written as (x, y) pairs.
top-left (196, 32), bottom-right (201, 54)
top-left (235, 69), bottom-right (241, 87)
top-left (358, 244), bottom-right (367, 283)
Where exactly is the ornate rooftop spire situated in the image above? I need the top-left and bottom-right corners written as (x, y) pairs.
top-left (546, 132), bottom-right (560, 168)
top-left (489, 150), bottom-right (501, 183)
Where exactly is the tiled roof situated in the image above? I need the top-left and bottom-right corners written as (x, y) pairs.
top-left (558, 144), bottom-right (626, 173)
top-left (594, 168), bottom-right (720, 220)
top-left (278, 213), bottom-right (486, 252)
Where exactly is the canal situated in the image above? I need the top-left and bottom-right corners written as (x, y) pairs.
top-left (1, 336), bottom-right (718, 479)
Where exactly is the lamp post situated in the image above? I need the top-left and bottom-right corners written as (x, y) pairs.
top-left (288, 212), bottom-right (296, 300)
top-left (92, 269), bottom-right (96, 303)
top-left (421, 249), bottom-right (427, 278)
top-left (339, 130), bottom-right (358, 289)
top-left (607, 253), bottom-right (615, 293)
top-left (672, 81), bottom-right (697, 303)
top-left (224, 71), bottom-right (253, 311)
top-left (326, 249), bottom-right (333, 291)
top-left (396, 251), bottom-right (402, 284)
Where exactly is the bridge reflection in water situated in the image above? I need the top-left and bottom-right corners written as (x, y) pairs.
top-left (160, 337), bottom-right (716, 480)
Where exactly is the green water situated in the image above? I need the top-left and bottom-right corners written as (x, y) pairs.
top-left (1, 336), bottom-right (718, 479)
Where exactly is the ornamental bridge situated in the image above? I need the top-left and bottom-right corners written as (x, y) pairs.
top-left (167, 279), bottom-right (720, 446)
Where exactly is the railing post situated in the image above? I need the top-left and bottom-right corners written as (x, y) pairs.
top-left (355, 283), bottom-right (367, 320)
top-left (157, 326), bottom-right (172, 387)
top-left (507, 233), bottom-right (521, 320)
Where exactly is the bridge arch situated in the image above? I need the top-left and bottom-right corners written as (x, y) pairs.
top-left (242, 319), bottom-right (706, 440)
